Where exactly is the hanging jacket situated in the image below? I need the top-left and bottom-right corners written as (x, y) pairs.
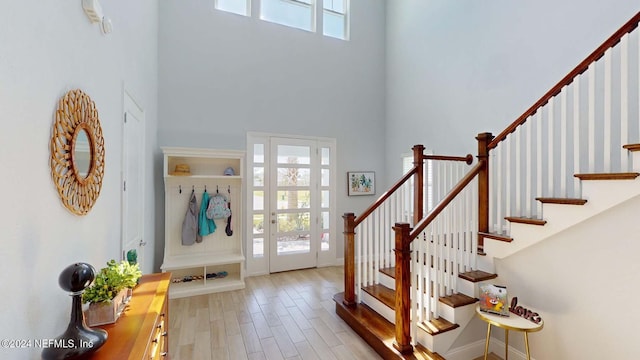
top-left (181, 191), bottom-right (200, 245)
top-left (198, 191), bottom-right (216, 238)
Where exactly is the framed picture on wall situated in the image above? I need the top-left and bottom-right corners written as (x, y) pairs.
top-left (348, 171), bottom-right (375, 196)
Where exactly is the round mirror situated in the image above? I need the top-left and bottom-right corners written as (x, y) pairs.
top-left (50, 89), bottom-right (105, 215)
top-left (72, 126), bottom-right (93, 180)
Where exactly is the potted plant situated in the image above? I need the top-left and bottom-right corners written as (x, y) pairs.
top-left (82, 260), bottom-right (142, 326)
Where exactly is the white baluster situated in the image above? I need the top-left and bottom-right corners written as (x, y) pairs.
top-left (536, 110), bottom-right (543, 217)
top-left (604, 49), bottom-right (613, 172)
top-left (588, 62), bottom-right (596, 173)
top-left (573, 76), bottom-right (581, 198)
top-left (548, 97), bottom-right (555, 198)
top-left (560, 88), bottom-right (568, 196)
top-left (621, 33), bottom-right (630, 170)
top-left (515, 124), bottom-right (522, 216)
top-left (525, 118), bottom-right (533, 216)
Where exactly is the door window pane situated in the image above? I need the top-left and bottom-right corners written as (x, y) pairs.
top-left (277, 168), bottom-right (310, 186)
top-left (321, 169), bottom-right (330, 187)
top-left (277, 212), bottom-right (310, 232)
top-left (277, 190), bottom-right (310, 209)
top-left (321, 232), bottom-right (329, 251)
top-left (253, 214), bottom-right (264, 234)
top-left (321, 190), bottom-right (329, 208)
top-left (253, 167), bottom-right (264, 186)
top-left (321, 147), bottom-right (330, 165)
top-left (277, 234), bottom-right (310, 255)
top-left (253, 238), bottom-right (264, 257)
top-left (276, 145), bottom-right (310, 164)
top-left (253, 191), bottom-right (264, 211)
top-left (254, 143), bottom-right (264, 163)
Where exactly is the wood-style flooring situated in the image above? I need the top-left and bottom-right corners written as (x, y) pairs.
top-left (168, 266), bottom-right (382, 360)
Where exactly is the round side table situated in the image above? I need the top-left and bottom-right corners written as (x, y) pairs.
top-left (475, 304), bottom-right (543, 360)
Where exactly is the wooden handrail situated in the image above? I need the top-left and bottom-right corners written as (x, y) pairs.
top-left (409, 160), bottom-right (485, 240)
top-left (353, 166), bottom-right (418, 227)
top-left (489, 11), bottom-right (640, 149)
top-left (424, 153), bottom-right (473, 165)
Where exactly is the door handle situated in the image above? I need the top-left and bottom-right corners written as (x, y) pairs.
top-left (139, 239), bottom-right (147, 246)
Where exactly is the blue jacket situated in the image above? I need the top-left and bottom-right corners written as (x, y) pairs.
top-left (199, 191), bottom-right (216, 237)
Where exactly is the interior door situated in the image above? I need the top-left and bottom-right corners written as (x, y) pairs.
top-left (269, 138), bottom-right (318, 272)
top-left (121, 92), bottom-right (145, 271)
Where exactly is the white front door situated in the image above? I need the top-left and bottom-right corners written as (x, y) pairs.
top-left (269, 138), bottom-right (318, 272)
top-left (121, 91), bottom-right (145, 270)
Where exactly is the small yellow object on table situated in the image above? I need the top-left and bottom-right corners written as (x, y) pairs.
top-left (475, 304), bottom-right (543, 360)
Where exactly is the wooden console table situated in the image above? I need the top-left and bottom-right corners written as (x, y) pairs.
top-left (89, 272), bottom-right (171, 360)
top-left (475, 304), bottom-right (543, 360)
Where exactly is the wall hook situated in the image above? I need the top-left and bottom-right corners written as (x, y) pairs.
top-left (179, 185), bottom-right (182, 194)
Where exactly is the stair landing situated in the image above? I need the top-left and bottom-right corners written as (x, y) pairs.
top-left (334, 292), bottom-right (446, 360)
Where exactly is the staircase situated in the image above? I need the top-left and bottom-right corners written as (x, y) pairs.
top-left (335, 11), bottom-right (640, 360)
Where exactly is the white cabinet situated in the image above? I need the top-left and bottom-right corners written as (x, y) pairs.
top-left (160, 147), bottom-right (245, 298)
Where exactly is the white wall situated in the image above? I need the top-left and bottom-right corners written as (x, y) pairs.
top-left (386, 0), bottom-right (640, 170)
top-left (157, 0), bottom-right (387, 259)
top-left (494, 195), bottom-right (640, 359)
top-left (0, 1), bottom-right (158, 358)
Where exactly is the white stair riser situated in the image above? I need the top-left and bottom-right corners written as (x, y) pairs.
top-left (360, 291), bottom-right (396, 324)
top-left (379, 271), bottom-right (395, 290)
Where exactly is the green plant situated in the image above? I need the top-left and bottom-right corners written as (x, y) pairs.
top-left (82, 260), bottom-right (142, 304)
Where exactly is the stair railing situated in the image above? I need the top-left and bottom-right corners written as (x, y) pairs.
top-left (343, 145), bottom-right (477, 353)
top-left (487, 11), bottom-right (640, 238)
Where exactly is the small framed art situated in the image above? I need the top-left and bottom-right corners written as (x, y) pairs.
top-left (348, 171), bottom-right (375, 196)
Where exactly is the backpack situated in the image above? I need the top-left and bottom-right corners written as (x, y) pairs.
top-left (206, 193), bottom-right (231, 219)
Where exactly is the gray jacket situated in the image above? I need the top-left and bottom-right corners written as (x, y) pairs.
top-left (181, 191), bottom-right (201, 245)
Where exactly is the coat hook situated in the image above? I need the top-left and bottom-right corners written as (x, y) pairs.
top-left (216, 185), bottom-right (219, 193)
top-left (179, 185), bottom-right (182, 194)
top-left (205, 185), bottom-right (207, 192)
top-left (192, 185), bottom-right (195, 192)
top-left (228, 185), bottom-right (231, 193)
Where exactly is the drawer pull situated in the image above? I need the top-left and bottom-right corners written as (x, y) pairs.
top-left (161, 352), bottom-right (168, 357)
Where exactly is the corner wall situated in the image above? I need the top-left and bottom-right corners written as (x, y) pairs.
top-left (0, 1), bottom-right (158, 358)
top-left (158, 0), bottom-right (387, 259)
top-left (385, 0), bottom-right (640, 170)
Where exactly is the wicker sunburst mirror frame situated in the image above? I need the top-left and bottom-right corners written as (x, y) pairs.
top-left (50, 89), bottom-right (105, 215)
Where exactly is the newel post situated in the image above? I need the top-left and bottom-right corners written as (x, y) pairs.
top-left (476, 132), bottom-right (493, 250)
top-left (393, 222), bottom-right (413, 354)
top-left (412, 145), bottom-right (425, 224)
top-left (343, 212), bottom-right (356, 306)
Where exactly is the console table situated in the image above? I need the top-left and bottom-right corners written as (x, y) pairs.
top-left (475, 304), bottom-right (543, 360)
top-left (89, 272), bottom-right (171, 359)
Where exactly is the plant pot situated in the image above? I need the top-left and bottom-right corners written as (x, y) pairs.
top-left (84, 288), bottom-right (129, 326)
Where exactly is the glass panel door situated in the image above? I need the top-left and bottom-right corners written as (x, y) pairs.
top-left (269, 138), bottom-right (318, 272)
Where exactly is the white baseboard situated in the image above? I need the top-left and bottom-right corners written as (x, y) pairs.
top-left (443, 339), bottom-right (485, 360)
top-left (443, 337), bottom-right (536, 360)
top-left (335, 257), bottom-right (344, 266)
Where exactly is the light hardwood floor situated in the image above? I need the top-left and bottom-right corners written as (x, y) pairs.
top-left (168, 266), bottom-right (382, 360)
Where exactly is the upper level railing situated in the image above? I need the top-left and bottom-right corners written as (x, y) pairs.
top-left (487, 11), bottom-right (640, 237)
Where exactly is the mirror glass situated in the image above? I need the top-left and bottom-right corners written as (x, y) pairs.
top-left (74, 128), bottom-right (92, 179)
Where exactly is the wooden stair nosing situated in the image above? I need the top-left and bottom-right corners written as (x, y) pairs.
top-left (362, 284), bottom-right (395, 310)
top-left (535, 197), bottom-right (587, 205)
top-left (459, 270), bottom-right (497, 283)
top-left (574, 172), bottom-right (640, 180)
top-left (333, 293), bottom-right (445, 360)
top-left (418, 317), bottom-right (459, 336)
top-left (479, 231), bottom-right (513, 243)
top-left (623, 143), bottom-right (640, 152)
top-left (380, 266), bottom-right (395, 279)
top-left (504, 216), bottom-right (547, 226)
top-left (439, 293), bottom-right (478, 308)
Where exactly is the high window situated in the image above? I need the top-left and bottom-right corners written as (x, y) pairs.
top-left (323, 0), bottom-right (348, 40)
top-left (215, 0), bottom-right (251, 16)
top-left (260, 0), bottom-right (315, 32)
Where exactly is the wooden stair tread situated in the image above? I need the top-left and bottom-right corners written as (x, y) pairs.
top-left (362, 284), bottom-right (395, 309)
top-left (334, 293), bottom-right (445, 360)
top-left (504, 216), bottom-right (547, 226)
top-left (380, 266), bottom-right (395, 279)
top-left (623, 143), bottom-right (640, 152)
top-left (418, 317), bottom-right (459, 335)
top-left (439, 293), bottom-right (477, 308)
top-left (536, 197), bottom-right (587, 205)
top-left (459, 270), bottom-right (497, 282)
top-left (479, 231), bottom-right (513, 243)
top-left (574, 172), bottom-right (640, 180)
